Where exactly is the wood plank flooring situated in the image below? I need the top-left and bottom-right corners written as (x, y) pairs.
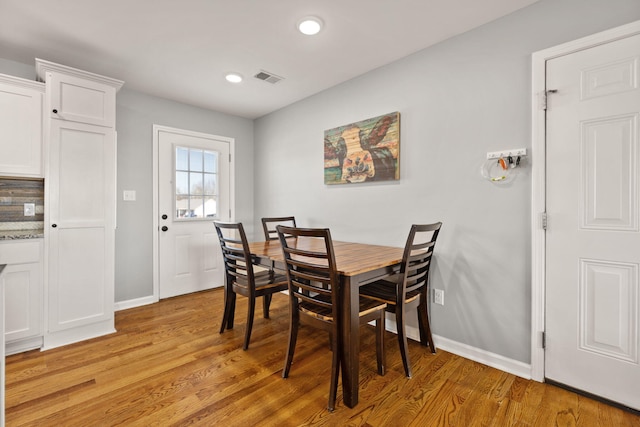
top-left (6, 289), bottom-right (640, 426)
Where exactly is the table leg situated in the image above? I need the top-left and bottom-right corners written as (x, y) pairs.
top-left (340, 274), bottom-right (360, 408)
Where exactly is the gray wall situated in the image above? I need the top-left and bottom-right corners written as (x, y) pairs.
top-left (253, 0), bottom-right (640, 363)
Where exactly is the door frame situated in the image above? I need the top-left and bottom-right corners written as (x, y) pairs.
top-left (152, 124), bottom-right (235, 302)
top-left (531, 19), bottom-right (640, 382)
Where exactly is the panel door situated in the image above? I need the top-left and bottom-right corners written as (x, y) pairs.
top-left (46, 71), bottom-right (116, 127)
top-left (0, 75), bottom-right (43, 177)
top-left (47, 119), bottom-right (115, 333)
top-left (3, 262), bottom-right (42, 342)
top-left (546, 33), bottom-right (640, 410)
top-left (157, 127), bottom-right (230, 299)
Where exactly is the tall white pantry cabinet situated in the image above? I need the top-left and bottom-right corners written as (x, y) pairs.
top-left (36, 59), bottom-right (123, 349)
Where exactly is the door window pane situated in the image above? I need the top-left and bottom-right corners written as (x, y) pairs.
top-left (189, 150), bottom-right (203, 172)
top-left (175, 146), bottom-right (219, 219)
top-left (176, 147), bottom-right (188, 170)
top-left (204, 173), bottom-right (217, 196)
top-left (204, 151), bottom-right (217, 173)
top-left (176, 195), bottom-right (189, 218)
top-left (189, 172), bottom-right (203, 195)
top-left (203, 196), bottom-right (217, 217)
top-left (176, 171), bottom-right (189, 195)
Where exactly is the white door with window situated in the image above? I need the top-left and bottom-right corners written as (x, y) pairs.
top-left (545, 33), bottom-right (640, 410)
top-left (155, 126), bottom-right (232, 299)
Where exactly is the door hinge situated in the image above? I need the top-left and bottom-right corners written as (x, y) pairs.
top-left (541, 212), bottom-right (548, 230)
top-left (541, 89), bottom-right (558, 110)
top-left (541, 331), bottom-right (546, 349)
top-left (229, 153), bottom-right (231, 162)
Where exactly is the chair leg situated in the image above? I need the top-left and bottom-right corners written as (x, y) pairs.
top-left (375, 313), bottom-right (386, 376)
top-left (263, 293), bottom-right (272, 319)
top-left (328, 331), bottom-right (340, 412)
top-left (395, 308), bottom-right (412, 378)
top-left (219, 289), bottom-right (235, 333)
top-left (282, 309), bottom-right (299, 378)
top-left (418, 299), bottom-right (436, 354)
top-left (243, 295), bottom-right (256, 351)
top-left (228, 292), bottom-right (236, 329)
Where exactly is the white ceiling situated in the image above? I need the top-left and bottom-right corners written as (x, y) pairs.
top-left (0, 0), bottom-right (539, 119)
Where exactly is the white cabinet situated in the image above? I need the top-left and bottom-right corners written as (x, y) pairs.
top-left (0, 240), bottom-right (43, 355)
top-left (36, 59), bottom-right (123, 349)
top-left (46, 70), bottom-right (116, 127)
top-left (0, 74), bottom-right (44, 177)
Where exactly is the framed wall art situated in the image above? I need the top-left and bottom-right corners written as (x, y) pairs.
top-left (323, 112), bottom-right (400, 184)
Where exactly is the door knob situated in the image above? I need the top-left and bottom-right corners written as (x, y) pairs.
top-left (52, 109), bottom-right (58, 114)
top-left (162, 214), bottom-right (168, 220)
top-left (161, 226), bottom-right (168, 232)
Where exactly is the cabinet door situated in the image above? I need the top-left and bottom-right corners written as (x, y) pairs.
top-left (46, 119), bottom-right (115, 340)
top-left (46, 72), bottom-right (116, 127)
top-left (0, 77), bottom-right (43, 176)
top-left (0, 240), bottom-right (43, 344)
top-left (3, 262), bottom-right (42, 342)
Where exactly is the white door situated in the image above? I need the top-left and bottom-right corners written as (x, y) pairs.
top-left (157, 127), bottom-right (230, 299)
top-left (47, 120), bottom-right (116, 334)
top-left (546, 33), bottom-right (640, 410)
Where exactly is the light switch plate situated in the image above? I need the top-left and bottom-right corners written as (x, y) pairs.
top-left (24, 203), bottom-right (36, 216)
top-left (123, 190), bottom-right (136, 201)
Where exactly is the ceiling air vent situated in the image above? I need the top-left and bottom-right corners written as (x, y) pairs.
top-left (254, 70), bottom-right (284, 84)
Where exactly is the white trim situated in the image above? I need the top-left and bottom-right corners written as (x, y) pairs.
top-left (0, 73), bottom-right (45, 91)
top-left (386, 317), bottom-right (531, 379)
top-left (530, 19), bottom-right (640, 382)
top-left (434, 335), bottom-right (532, 379)
top-left (35, 58), bottom-right (124, 91)
top-left (152, 124), bottom-right (236, 302)
top-left (115, 295), bottom-right (157, 312)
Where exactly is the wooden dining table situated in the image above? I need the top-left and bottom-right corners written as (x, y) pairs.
top-left (247, 238), bottom-right (405, 408)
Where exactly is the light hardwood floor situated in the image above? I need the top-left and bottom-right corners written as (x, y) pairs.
top-left (6, 289), bottom-right (640, 426)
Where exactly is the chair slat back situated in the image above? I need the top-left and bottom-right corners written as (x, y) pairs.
top-left (276, 225), bottom-right (339, 318)
top-left (261, 216), bottom-right (296, 241)
top-left (399, 223), bottom-right (442, 301)
top-left (214, 221), bottom-right (255, 288)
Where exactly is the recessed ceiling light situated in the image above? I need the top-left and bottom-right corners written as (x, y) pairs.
top-left (297, 16), bottom-right (323, 36)
top-left (225, 73), bottom-right (243, 83)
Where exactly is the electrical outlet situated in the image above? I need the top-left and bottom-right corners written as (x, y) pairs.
top-left (434, 289), bottom-right (444, 306)
top-left (24, 203), bottom-right (35, 217)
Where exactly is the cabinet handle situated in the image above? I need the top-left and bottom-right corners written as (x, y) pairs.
top-left (161, 226), bottom-right (168, 232)
top-left (51, 224), bottom-right (57, 228)
top-left (52, 109), bottom-right (58, 114)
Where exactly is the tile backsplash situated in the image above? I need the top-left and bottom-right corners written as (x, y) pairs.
top-left (0, 177), bottom-right (44, 230)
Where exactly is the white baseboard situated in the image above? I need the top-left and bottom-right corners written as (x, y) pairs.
top-left (115, 295), bottom-right (157, 311)
top-left (43, 321), bottom-right (116, 350)
top-left (386, 318), bottom-right (532, 380)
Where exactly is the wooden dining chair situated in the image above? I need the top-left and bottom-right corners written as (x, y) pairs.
top-left (276, 225), bottom-right (386, 411)
top-left (261, 216), bottom-right (296, 241)
top-left (359, 222), bottom-right (442, 378)
top-left (214, 221), bottom-right (288, 350)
